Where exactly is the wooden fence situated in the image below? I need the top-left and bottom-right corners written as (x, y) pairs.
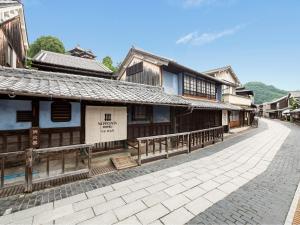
top-left (136, 126), bottom-right (224, 165)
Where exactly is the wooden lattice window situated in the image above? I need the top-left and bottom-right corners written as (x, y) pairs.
top-left (51, 102), bottom-right (72, 122)
top-left (126, 62), bottom-right (143, 76)
top-left (132, 105), bottom-right (149, 121)
top-left (16, 111), bottom-right (32, 122)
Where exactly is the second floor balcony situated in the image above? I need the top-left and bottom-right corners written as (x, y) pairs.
top-left (223, 93), bottom-right (252, 106)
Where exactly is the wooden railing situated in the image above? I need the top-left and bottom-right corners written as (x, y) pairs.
top-left (0, 151), bottom-right (25, 188)
top-left (136, 126), bottom-right (224, 165)
top-left (25, 144), bottom-right (92, 192)
top-left (189, 126), bottom-right (224, 151)
top-left (136, 132), bottom-right (190, 165)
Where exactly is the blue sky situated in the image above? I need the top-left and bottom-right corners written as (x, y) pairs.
top-left (24, 0), bottom-right (299, 90)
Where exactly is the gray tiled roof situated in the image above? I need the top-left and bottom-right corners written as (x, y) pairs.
top-left (32, 50), bottom-right (112, 74)
top-left (0, 67), bottom-right (189, 106)
top-left (290, 91), bottom-right (300, 98)
top-left (183, 98), bottom-right (242, 110)
top-left (0, 67), bottom-right (242, 110)
top-left (0, 0), bottom-right (20, 8)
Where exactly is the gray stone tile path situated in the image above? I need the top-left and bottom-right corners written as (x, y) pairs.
top-left (0, 119), bottom-right (298, 225)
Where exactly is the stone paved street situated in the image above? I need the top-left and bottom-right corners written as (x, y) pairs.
top-left (0, 119), bottom-right (300, 225)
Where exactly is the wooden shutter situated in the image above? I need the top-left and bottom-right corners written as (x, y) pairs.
top-left (16, 111), bottom-right (33, 122)
top-left (51, 102), bottom-right (72, 122)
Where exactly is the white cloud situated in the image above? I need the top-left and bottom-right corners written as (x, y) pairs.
top-left (182, 0), bottom-right (237, 8)
top-left (183, 0), bottom-right (214, 7)
top-left (176, 25), bottom-right (243, 46)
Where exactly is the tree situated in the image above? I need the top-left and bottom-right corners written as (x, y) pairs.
top-left (28, 36), bottom-right (65, 58)
top-left (102, 56), bottom-right (118, 72)
top-left (290, 97), bottom-right (300, 110)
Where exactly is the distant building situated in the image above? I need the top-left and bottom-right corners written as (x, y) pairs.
top-left (0, 0), bottom-right (28, 68)
top-left (204, 66), bottom-right (255, 129)
top-left (67, 45), bottom-right (96, 59)
top-left (31, 50), bottom-right (114, 79)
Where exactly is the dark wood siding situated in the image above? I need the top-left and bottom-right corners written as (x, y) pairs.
top-left (0, 17), bottom-right (26, 67)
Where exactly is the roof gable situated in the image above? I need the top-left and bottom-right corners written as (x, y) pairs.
top-left (203, 65), bottom-right (241, 85)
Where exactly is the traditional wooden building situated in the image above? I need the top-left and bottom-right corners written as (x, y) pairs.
top-left (0, 66), bottom-right (193, 153)
top-left (264, 94), bottom-right (290, 119)
top-left (0, 0), bottom-right (28, 68)
top-left (31, 50), bottom-right (114, 79)
top-left (118, 47), bottom-right (240, 133)
top-left (204, 66), bottom-right (255, 128)
top-left (67, 45), bottom-right (96, 59)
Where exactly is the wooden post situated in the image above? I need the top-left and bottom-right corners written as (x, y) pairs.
top-left (88, 147), bottom-right (92, 177)
top-left (1, 157), bottom-right (4, 188)
top-left (46, 154), bottom-right (49, 177)
top-left (146, 140), bottom-right (149, 156)
top-left (165, 137), bottom-right (169, 159)
top-left (62, 151), bottom-right (65, 174)
top-left (159, 138), bottom-right (162, 153)
top-left (138, 140), bottom-right (141, 166)
top-left (152, 139), bottom-right (155, 155)
top-left (25, 148), bottom-right (33, 193)
top-left (187, 134), bottom-right (191, 153)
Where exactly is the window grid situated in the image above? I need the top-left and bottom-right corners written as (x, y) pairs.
top-left (183, 75), bottom-right (216, 99)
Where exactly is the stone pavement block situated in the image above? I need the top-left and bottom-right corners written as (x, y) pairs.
top-left (33, 204), bottom-right (73, 225)
top-left (182, 186), bottom-right (207, 200)
top-left (213, 174), bottom-right (232, 184)
top-left (231, 176), bottom-right (249, 186)
top-left (93, 198), bottom-right (125, 215)
top-left (54, 193), bottom-right (87, 208)
top-left (112, 179), bottom-right (135, 190)
top-left (164, 183), bottom-right (188, 196)
top-left (180, 172), bottom-right (198, 180)
top-left (161, 207), bottom-right (194, 225)
top-left (196, 173), bottom-right (215, 181)
top-left (0, 203), bottom-right (53, 224)
top-left (122, 189), bottom-right (149, 203)
top-left (149, 220), bottom-right (164, 225)
top-left (203, 189), bottom-right (227, 203)
top-left (86, 185), bottom-right (113, 198)
top-left (73, 194), bottom-right (106, 211)
top-left (78, 211), bottom-right (118, 225)
top-left (217, 182), bottom-right (239, 194)
top-left (7, 216), bottom-right (33, 225)
top-left (185, 196), bottom-right (213, 215)
top-left (162, 194), bottom-right (190, 211)
top-left (210, 168), bottom-right (226, 176)
top-left (133, 174), bottom-right (155, 183)
top-left (54, 208), bottom-right (94, 225)
top-left (136, 203), bottom-right (169, 224)
top-left (166, 171), bottom-right (183, 178)
top-left (128, 180), bottom-right (153, 192)
top-left (114, 216), bottom-right (142, 225)
top-left (104, 187), bottom-right (131, 201)
top-left (114, 200), bottom-right (147, 221)
top-left (142, 191), bottom-right (170, 207)
top-left (199, 180), bottom-right (220, 191)
top-left (146, 182), bottom-right (168, 194)
top-left (223, 170), bottom-right (241, 178)
top-left (164, 177), bottom-right (185, 186)
top-left (181, 178), bottom-right (202, 188)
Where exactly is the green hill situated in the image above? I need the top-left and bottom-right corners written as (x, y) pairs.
top-left (244, 82), bottom-right (288, 104)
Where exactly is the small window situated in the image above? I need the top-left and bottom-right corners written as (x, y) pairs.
top-left (132, 105), bottom-right (148, 121)
top-left (6, 45), bottom-right (12, 67)
top-left (126, 62), bottom-right (143, 76)
top-left (105, 113), bottom-right (111, 121)
top-left (51, 102), bottom-right (72, 122)
top-left (16, 111), bottom-right (32, 122)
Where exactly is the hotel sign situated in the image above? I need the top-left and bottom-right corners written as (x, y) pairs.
top-left (85, 106), bottom-right (127, 144)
